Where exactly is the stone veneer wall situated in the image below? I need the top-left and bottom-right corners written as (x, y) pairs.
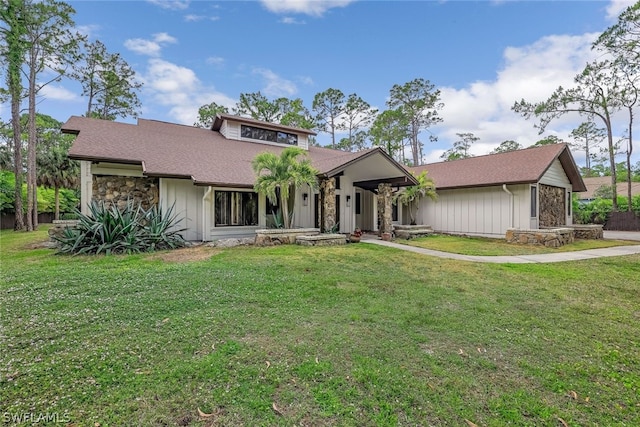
top-left (93, 176), bottom-right (159, 210)
top-left (567, 225), bottom-right (604, 240)
top-left (539, 184), bottom-right (566, 227)
top-left (505, 228), bottom-right (575, 248)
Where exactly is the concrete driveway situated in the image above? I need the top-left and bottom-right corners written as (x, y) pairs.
top-left (604, 230), bottom-right (640, 241)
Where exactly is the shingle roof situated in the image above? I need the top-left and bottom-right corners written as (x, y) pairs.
top-left (62, 116), bottom-right (395, 187)
top-left (580, 176), bottom-right (640, 199)
top-left (410, 143), bottom-right (587, 192)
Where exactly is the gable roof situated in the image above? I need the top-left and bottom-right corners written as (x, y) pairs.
top-left (410, 143), bottom-right (587, 192)
top-left (580, 176), bottom-right (640, 200)
top-left (212, 113), bottom-right (317, 135)
top-left (62, 116), bottom-right (414, 188)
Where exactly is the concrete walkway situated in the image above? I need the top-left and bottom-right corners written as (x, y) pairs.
top-left (361, 238), bottom-right (640, 264)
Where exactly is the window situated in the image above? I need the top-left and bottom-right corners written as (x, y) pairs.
top-left (530, 186), bottom-right (537, 218)
top-left (241, 125), bottom-right (298, 146)
top-left (215, 191), bottom-right (258, 226)
top-left (355, 192), bottom-right (361, 215)
top-left (567, 191), bottom-right (572, 216)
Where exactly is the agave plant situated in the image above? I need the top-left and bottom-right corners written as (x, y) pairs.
top-left (55, 200), bottom-right (186, 255)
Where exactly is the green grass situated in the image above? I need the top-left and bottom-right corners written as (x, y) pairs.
top-left (400, 233), bottom-right (637, 256)
top-left (1, 228), bottom-right (639, 426)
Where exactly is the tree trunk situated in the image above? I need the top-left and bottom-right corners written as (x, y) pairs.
top-left (627, 107), bottom-right (633, 212)
top-left (55, 186), bottom-right (60, 221)
top-left (26, 50), bottom-right (38, 231)
top-left (605, 114), bottom-right (618, 211)
top-left (6, 0), bottom-right (25, 231)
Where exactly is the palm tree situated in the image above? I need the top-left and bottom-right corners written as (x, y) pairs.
top-left (394, 170), bottom-right (437, 225)
top-left (252, 147), bottom-right (318, 229)
top-left (37, 146), bottom-right (79, 220)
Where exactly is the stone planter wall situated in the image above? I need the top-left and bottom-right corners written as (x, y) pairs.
top-left (505, 228), bottom-right (575, 248)
top-left (255, 228), bottom-right (320, 246)
top-left (566, 224), bottom-right (604, 240)
top-left (48, 220), bottom-right (80, 242)
top-left (296, 234), bottom-right (347, 246)
top-left (93, 176), bottom-right (159, 210)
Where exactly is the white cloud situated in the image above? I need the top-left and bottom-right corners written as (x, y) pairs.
top-left (184, 14), bottom-right (220, 22)
top-left (147, 0), bottom-right (190, 11)
top-left (280, 17), bottom-right (306, 24)
top-left (606, 0), bottom-right (636, 20)
top-left (298, 75), bottom-right (315, 86)
top-left (253, 68), bottom-right (298, 97)
top-left (430, 32), bottom-right (603, 162)
top-left (153, 32), bottom-right (177, 44)
top-left (206, 56), bottom-right (225, 66)
top-left (142, 59), bottom-right (236, 124)
top-left (260, 0), bottom-right (354, 17)
top-left (40, 85), bottom-right (79, 102)
top-left (124, 33), bottom-right (177, 57)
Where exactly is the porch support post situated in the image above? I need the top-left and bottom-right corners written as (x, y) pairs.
top-left (319, 177), bottom-right (336, 232)
top-left (378, 183), bottom-right (392, 236)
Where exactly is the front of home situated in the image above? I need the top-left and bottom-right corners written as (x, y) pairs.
top-left (64, 114), bottom-right (586, 241)
top-left (410, 143), bottom-right (587, 236)
top-left (63, 114), bottom-right (417, 241)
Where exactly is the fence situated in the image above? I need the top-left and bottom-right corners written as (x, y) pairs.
top-left (604, 211), bottom-right (640, 231)
top-left (1, 212), bottom-right (57, 230)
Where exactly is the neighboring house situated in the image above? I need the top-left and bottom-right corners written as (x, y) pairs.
top-left (579, 176), bottom-right (640, 202)
top-left (63, 114), bottom-right (417, 241)
top-left (410, 144), bottom-right (587, 236)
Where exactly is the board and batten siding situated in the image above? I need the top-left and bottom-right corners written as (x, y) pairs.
top-left (160, 178), bottom-right (204, 241)
top-left (419, 184), bottom-right (530, 236)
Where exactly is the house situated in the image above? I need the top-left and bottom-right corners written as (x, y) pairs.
top-left (62, 114), bottom-right (417, 241)
top-left (409, 143), bottom-right (587, 236)
top-left (579, 176), bottom-right (640, 202)
top-left (63, 114), bottom-right (587, 241)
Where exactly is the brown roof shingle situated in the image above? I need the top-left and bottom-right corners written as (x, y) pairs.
top-left (410, 143), bottom-right (587, 192)
top-left (63, 116), bottom-right (389, 187)
top-left (580, 176), bottom-right (640, 199)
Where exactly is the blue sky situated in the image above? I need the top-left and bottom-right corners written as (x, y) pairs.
top-left (2, 0), bottom-right (639, 167)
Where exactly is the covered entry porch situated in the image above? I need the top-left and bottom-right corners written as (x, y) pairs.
top-left (314, 148), bottom-right (418, 235)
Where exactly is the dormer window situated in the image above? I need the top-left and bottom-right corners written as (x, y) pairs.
top-left (241, 124), bottom-right (298, 146)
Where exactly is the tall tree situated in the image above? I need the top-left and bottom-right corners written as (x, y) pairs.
top-left (369, 109), bottom-right (409, 163)
top-left (440, 132), bottom-right (478, 161)
top-left (569, 121), bottom-right (606, 177)
top-left (252, 147), bottom-right (318, 229)
top-left (532, 134), bottom-right (563, 146)
top-left (233, 91), bottom-right (280, 122)
top-left (491, 140), bottom-right (522, 154)
top-left (595, 6), bottom-right (640, 212)
top-left (0, 0), bottom-right (28, 230)
top-left (394, 170), bottom-right (437, 225)
top-left (337, 93), bottom-right (377, 152)
top-left (194, 101), bottom-right (229, 128)
top-left (73, 39), bottom-right (142, 121)
top-left (275, 97), bottom-right (315, 130)
top-left (232, 92), bottom-right (314, 130)
top-left (22, 0), bottom-right (82, 230)
top-left (312, 88), bottom-right (345, 149)
top-left (513, 60), bottom-right (622, 210)
top-left (387, 78), bottom-right (443, 166)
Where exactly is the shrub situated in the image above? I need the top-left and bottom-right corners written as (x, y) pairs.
top-left (55, 200), bottom-right (186, 255)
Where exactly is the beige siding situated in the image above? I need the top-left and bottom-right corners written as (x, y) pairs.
top-left (418, 184), bottom-right (530, 236)
top-left (224, 121), bottom-right (241, 140)
top-left (79, 161), bottom-right (92, 215)
top-left (540, 159), bottom-right (571, 187)
top-left (160, 178), bottom-right (204, 241)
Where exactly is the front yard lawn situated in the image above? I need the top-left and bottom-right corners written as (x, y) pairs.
top-left (1, 228), bottom-right (639, 426)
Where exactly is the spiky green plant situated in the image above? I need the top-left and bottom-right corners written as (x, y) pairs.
top-left (55, 200), bottom-right (186, 255)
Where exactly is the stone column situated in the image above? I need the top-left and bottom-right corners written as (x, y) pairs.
top-left (378, 183), bottom-right (392, 236)
top-left (319, 177), bottom-right (336, 232)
